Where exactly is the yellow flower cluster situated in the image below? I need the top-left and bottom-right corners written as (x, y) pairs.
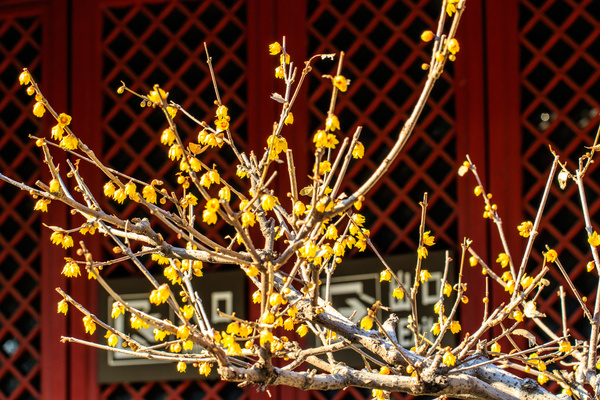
top-left (266, 134), bottom-right (288, 160)
top-left (417, 231), bottom-right (436, 259)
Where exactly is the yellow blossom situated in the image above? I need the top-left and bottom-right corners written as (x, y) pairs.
top-left (124, 181), bottom-right (136, 198)
top-left (177, 362), bottom-right (187, 373)
top-left (352, 142), bottom-right (364, 159)
top-left (181, 193), bottom-right (198, 208)
top-left (380, 270), bottom-right (391, 282)
top-left (443, 282), bottom-right (452, 297)
top-left (199, 362), bottom-right (212, 376)
top-left (318, 160), bottom-right (331, 175)
top-left (33, 101), bottom-right (45, 117)
top-left (57, 113), bottom-right (72, 126)
top-left (496, 253), bottom-right (510, 268)
top-left (275, 65), bottom-right (284, 79)
top-left (19, 70), bottom-right (31, 85)
top-left (589, 261), bottom-right (596, 272)
top-left (325, 114), bottom-right (340, 132)
top-left (450, 320), bottom-right (461, 334)
top-left (513, 309), bottom-right (524, 322)
top-left (421, 30), bottom-right (435, 42)
top-left (296, 324), bottom-right (309, 337)
top-left (130, 315), bottom-right (149, 330)
top-left (521, 274), bottom-right (534, 289)
top-left (215, 119), bottom-right (229, 131)
top-left (34, 199), bottom-right (50, 212)
top-left (393, 287), bottom-right (404, 300)
top-left (431, 323), bottom-right (441, 336)
top-left (50, 231), bottom-right (63, 245)
top-left (332, 75), bottom-right (348, 92)
top-left (559, 340), bottom-right (571, 353)
top-left (60, 135), bottom-right (78, 150)
top-left (538, 372), bottom-right (548, 384)
top-left (57, 299), bottom-right (68, 315)
top-left (83, 315), bottom-right (96, 335)
top-left (447, 38), bottom-right (460, 54)
top-left (505, 280), bottom-right (515, 294)
top-left (518, 221), bottom-right (533, 238)
top-left (49, 178), bottom-right (60, 193)
top-left (269, 42), bottom-right (282, 55)
top-left (443, 351), bottom-right (456, 366)
top-left (142, 185), bottom-right (157, 203)
top-left (260, 330), bottom-right (274, 346)
top-left (51, 125), bottom-right (64, 140)
top-left (252, 290), bottom-right (261, 304)
top-left (217, 187), bottom-right (231, 203)
top-left (325, 225), bottom-right (338, 240)
top-left (491, 342), bottom-right (501, 353)
top-left (423, 231), bottom-right (435, 246)
top-left (417, 246), bottom-right (428, 259)
top-left (269, 293), bottom-right (283, 306)
top-left (168, 144), bottom-right (183, 161)
top-left (241, 211), bottom-right (256, 227)
top-left (244, 265), bottom-right (259, 277)
top-left (280, 53), bottom-right (290, 64)
top-left (360, 316), bottom-right (373, 331)
top-left (111, 302), bottom-right (125, 319)
top-left (474, 186), bottom-right (482, 196)
top-left (161, 128), bottom-right (175, 146)
top-left (301, 241), bottom-right (317, 258)
top-left (62, 261), bottom-right (80, 278)
top-left (284, 112), bottom-right (294, 125)
top-left (284, 318), bottom-right (295, 331)
top-left (107, 333), bottom-right (118, 348)
top-left (170, 342), bottom-right (182, 353)
top-left (154, 328), bottom-right (168, 341)
top-left (61, 235), bottom-right (74, 249)
top-left (176, 325), bottom-right (190, 340)
top-left (147, 87), bottom-right (167, 104)
top-left (293, 201), bottom-right (306, 216)
top-left (469, 256), bottom-right (478, 266)
top-left (434, 301), bottom-right (444, 314)
top-left (589, 231), bottom-right (600, 247)
top-left (261, 194), bottom-right (276, 211)
top-left (103, 182), bottom-right (116, 198)
top-left (446, 0), bottom-right (458, 16)
top-left (545, 249), bottom-right (557, 263)
top-left (262, 312), bottom-right (275, 324)
top-left (216, 105), bottom-right (228, 119)
top-left (149, 284), bottom-right (170, 305)
top-left (419, 269), bottom-right (432, 283)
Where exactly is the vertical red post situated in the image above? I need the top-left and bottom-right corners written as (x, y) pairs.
top-left (40, 0), bottom-right (69, 398)
top-left (454, 0), bottom-right (489, 335)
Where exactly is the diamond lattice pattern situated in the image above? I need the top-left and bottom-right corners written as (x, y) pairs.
top-left (98, 0), bottom-right (248, 279)
top-left (307, 0), bottom-right (457, 256)
top-left (520, 0), bottom-right (600, 340)
top-left (0, 14), bottom-right (43, 400)
top-left (98, 1), bottom-right (248, 397)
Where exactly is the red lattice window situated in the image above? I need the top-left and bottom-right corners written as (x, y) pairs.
top-left (0, 13), bottom-right (43, 400)
top-left (97, 0), bottom-right (249, 398)
top-left (306, 0), bottom-right (458, 258)
top-left (98, 0), bottom-right (248, 279)
top-left (519, 0), bottom-right (600, 341)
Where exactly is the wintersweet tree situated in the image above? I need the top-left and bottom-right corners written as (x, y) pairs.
top-left (3, 0), bottom-right (600, 398)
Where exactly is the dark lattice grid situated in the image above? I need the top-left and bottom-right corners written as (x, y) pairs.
top-left (0, 14), bottom-right (43, 400)
top-left (99, 0), bottom-right (248, 279)
top-left (519, 0), bottom-right (600, 341)
top-left (307, 0), bottom-right (457, 258)
top-left (98, 1), bottom-right (249, 397)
